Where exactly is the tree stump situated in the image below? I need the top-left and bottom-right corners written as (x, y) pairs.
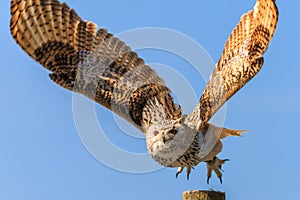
top-left (182, 190), bottom-right (225, 200)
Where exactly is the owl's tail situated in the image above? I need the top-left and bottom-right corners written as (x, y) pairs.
top-left (219, 127), bottom-right (247, 139)
top-left (198, 123), bottom-right (246, 159)
top-left (205, 123), bottom-right (247, 139)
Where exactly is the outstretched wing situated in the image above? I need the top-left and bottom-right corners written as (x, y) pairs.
top-left (10, 0), bottom-right (181, 132)
top-left (185, 0), bottom-right (278, 130)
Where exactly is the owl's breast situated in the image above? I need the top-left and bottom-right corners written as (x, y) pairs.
top-left (167, 135), bottom-right (223, 168)
top-left (166, 134), bottom-right (202, 168)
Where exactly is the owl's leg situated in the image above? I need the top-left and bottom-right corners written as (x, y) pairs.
top-left (206, 157), bottom-right (229, 184)
top-left (175, 166), bottom-right (194, 180)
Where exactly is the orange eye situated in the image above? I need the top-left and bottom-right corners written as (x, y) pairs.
top-left (154, 131), bottom-right (159, 136)
top-left (168, 129), bottom-right (178, 135)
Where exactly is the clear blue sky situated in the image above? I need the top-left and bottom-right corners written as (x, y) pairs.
top-left (1, 0), bottom-right (299, 199)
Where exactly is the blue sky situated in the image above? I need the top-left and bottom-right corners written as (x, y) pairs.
top-left (1, 0), bottom-right (299, 200)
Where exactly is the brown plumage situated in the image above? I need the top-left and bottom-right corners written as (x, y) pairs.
top-left (10, 0), bottom-right (181, 132)
top-left (10, 0), bottom-right (278, 183)
top-left (185, 0), bottom-right (279, 131)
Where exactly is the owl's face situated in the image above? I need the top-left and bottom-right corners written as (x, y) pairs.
top-left (145, 118), bottom-right (197, 166)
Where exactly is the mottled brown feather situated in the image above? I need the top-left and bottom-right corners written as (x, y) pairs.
top-left (10, 0), bottom-right (181, 132)
top-left (186, 0), bottom-right (278, 130)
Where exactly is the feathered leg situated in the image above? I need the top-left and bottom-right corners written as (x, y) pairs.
top-left (206, 157), bottom-right (229, 184)
top-left (175, 166), bottom-right (193, 180)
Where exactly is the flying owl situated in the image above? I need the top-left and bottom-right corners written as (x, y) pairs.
top-left (10, 0), bottom-right (278, 183)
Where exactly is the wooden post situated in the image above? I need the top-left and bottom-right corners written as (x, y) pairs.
top-left (182, 190), bottom-right (225, 200)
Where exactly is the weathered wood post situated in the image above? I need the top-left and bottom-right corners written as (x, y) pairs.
top-left (182, 190), bottom-right (225, 200)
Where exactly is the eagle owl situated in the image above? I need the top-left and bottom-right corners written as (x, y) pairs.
top-left (10, 0), bottom-right (278, 183)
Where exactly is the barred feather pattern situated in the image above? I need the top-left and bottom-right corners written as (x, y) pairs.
top-left (10, 0), bottom-right (181, 132)
top-left (185, 0), bottom-right (278, 131)
top-left (10, 0), bottom-right (278, 178)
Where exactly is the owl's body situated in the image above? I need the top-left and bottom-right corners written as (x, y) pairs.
top-left (10, 0), bottom-right (278, 183)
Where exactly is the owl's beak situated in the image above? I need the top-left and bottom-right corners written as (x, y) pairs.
top-left (162, 135), bottom-right (173, 144)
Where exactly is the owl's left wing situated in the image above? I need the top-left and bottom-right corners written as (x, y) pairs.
top-left (10, 0), bottom-right (182, 133)
top-left (185, 0), bottom-right (278, 130)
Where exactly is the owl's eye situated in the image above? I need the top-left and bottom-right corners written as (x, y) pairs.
top-left (154, 131), bottom-right (159, 136)
top-left (168, 129), bottom-right (178, 135)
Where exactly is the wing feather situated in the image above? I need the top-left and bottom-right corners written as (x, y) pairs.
top-left (10, 0), bottom-right (181, 132)
top-left (185, 0), bottom-right (278, 130)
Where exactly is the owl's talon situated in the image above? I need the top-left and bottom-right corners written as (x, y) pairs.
top-left (175, 171), bottom-right (180, 178)
top-left (206, 157), bottom-right (229, 184)
top-left (175, 166), bottom-right (192, 180)
top-left (175, 167), bottom-right (184, 178)
top-left (186, 166), bottom-right (192, 180)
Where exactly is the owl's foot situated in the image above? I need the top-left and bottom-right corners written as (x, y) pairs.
top-left (175, 166), bottom-right (194, 180)
top-left (206, 157), bottom-right (229, 184)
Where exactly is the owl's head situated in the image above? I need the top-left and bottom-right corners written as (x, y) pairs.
top-left (145, 117), bottom-right (197, 167)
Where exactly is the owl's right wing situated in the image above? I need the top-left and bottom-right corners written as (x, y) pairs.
top-left (10, 0), bottom-right (181, 132)
top-left (185, 0), bottom-right (278, 131)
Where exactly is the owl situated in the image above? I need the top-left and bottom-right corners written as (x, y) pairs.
top-left (10, 0), bottom-right (278, 183)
